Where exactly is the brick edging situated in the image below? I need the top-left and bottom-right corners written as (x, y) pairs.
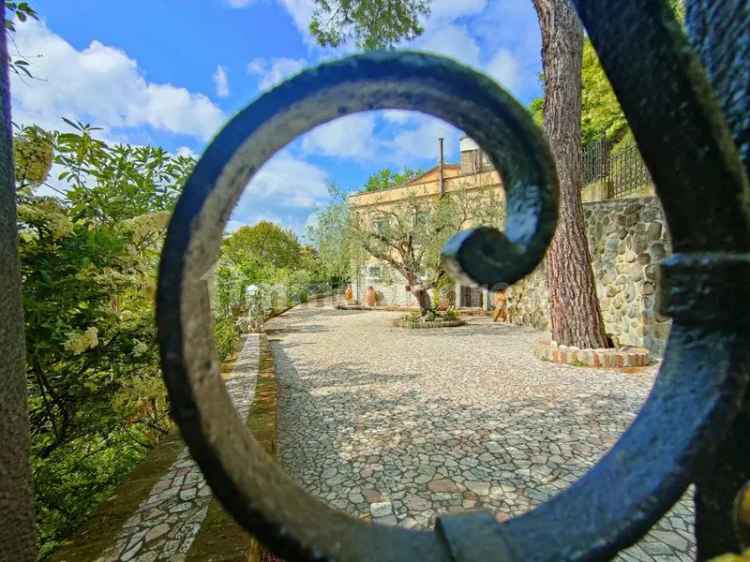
top-left (534, 339), bottom-right (650, 368)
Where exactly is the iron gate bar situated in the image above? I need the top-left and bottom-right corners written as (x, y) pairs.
top-left (157, 51), bottom-right (557, 562)
top-left (492, 1), bottom-right (750, 560)
top-left (155, 4), bottom-right (750, 561)
top-left (684, 1), bottom-right (750, 556)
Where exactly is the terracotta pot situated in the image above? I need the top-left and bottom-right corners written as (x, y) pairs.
top-left (344, 285), bottom-right (353, 302)
top-left (365, 286), bottom-right (377, 307)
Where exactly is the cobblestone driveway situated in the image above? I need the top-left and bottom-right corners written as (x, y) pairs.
top-left (270, 305), bottom-right (694, 561)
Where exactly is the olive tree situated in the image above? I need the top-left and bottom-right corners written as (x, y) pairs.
top-left (348, 186), bottom-right (503, 315)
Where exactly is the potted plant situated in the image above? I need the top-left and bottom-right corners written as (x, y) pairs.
top-left (365, 286), bottom-right (377, 307)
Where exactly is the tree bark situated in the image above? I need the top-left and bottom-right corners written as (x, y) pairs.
top-left (405, 273), bottom-right (432, 314)
top-left (533, 0), bottom-right (609, 349)
top-left (0, 6), bottom-right (38, 560)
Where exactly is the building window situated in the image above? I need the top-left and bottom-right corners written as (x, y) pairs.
top-left (414, 210), bottom-right (429, 227)
top-left (373, 217), bottom-right (388, 235)
top-left (367, 264), bottom-right (384, 280)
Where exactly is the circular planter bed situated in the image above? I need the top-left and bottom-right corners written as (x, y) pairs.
top-left (394, 317), bottom-right (466, 329)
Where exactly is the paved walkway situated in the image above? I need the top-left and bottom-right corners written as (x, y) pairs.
top-left (98, 336), bottom-right (260, 562)
top-left (269, 306), bottom-right (694, 562)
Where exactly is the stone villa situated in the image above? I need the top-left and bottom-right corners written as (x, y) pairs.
top-left (348, 136), bottom-right (671, 355)
top-left (349, 137), bottom-right (501, 311)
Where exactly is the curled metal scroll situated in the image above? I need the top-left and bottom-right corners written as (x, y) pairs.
top-left (157, 51), bottom-right (556, 562)
top-left (441, 1), bottom-right (750, 561)
top-left (157, 0), bottom-right (750, 557)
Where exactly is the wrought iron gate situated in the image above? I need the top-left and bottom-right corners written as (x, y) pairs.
top-left (2, 0), bottom-right (749, 561)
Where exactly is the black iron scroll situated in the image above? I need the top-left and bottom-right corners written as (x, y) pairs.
top-left (157, 52), bottom-right (557, 562)
top-left (157, 3), bottom-right (750, 561)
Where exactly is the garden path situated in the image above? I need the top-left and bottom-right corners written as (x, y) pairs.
top-left (96, 336), bottom-right (260, 562)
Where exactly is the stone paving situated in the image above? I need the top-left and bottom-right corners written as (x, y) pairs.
top-left (98, 336), bottom-right (260, 562)
top-left (269, 305), bottom-right (695, 561)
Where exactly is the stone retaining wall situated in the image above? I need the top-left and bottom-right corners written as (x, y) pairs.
top-left (508, 197), bottom-right (672, 355)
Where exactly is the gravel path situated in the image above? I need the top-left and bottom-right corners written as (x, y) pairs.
top-left (270, 305), bottom-right (694, 562)
top-left (98, 335), bottom-right (260, 562)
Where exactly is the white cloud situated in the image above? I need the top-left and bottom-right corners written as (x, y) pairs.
top-left (276, 0), bottom-right (315, 37)
top-left (381, 110), bottom-right (414, 124)
top-left (385, 115), bottom-right (462, 165)
top-left (486, 48), bottom-right (522, 94)
top-left (427, 0), bottom-right (488, 24)
top-left (240, 151), bottom-right (329, 210)
top-left (414, 23), bottom-right (481, 68)
top-left (229, 151), bottom-right (330, 236)
top-left (213, 65), bottom-right (230, 98)
top-left (247, 57), bottom-right (307, 91)
top-left (176, 146), bottom-right (198, 159)
top-left (296, 111), bottom-right (461, 167)
top-left (10, 20), bottom-right (225, 139)
top-left (226, 0), bottom-right (254, 7)
top-left (301, 113), bottom-right (377, 159)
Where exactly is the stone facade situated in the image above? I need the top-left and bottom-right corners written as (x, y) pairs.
top-left (348, 141), bottom-right (501, 311)
top-left (352, 264), bottom-right (414, 307)
top-left (507, 197), bottom-right (672, 355)
top-left (347, 137), bottom-right (671, 355)
top-left (351, 264), bottom-right (491, 310)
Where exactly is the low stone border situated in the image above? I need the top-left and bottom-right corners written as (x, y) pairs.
top-left (186, 334), bottom-right (280, 562)
top-left (393, 318), bottom-right (467, 329)
top-left (336, 304), bottom-right (488, 316)
top-left (49, 432), bottom-right (187, 562)
top-left (534, 339), bottom-right (650, 368)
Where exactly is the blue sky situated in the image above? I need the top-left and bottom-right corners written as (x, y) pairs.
top-left (10, 0), bottom-right (542, 237)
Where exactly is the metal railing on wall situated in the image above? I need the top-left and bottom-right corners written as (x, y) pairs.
top-left (583, 135), bottom-right (653, 198)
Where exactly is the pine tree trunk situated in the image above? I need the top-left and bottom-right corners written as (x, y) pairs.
top-left (533, 0), bottom-right (610, 349)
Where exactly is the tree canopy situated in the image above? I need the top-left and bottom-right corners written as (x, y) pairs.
top-left (309, 0), bottom-right (430, 49)
top-left (528, 39), bottom-right (628, 147)
top-left (530, 0), bottom-right (685, 146)
top-left (362, 167), bottom-right (423, 192)
top-left (16, 122), bottom-right (330, 556)
top-left (222, 221), bottom-right (305, 280)
top-left (306, 185), bottom-right (358, 284)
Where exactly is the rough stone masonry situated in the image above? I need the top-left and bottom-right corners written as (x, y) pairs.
top-left (509, 196), bottom-right (672, 355)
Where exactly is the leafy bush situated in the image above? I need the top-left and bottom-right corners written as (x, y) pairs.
top-left (16, 123), bottom-right (192, 557)
top-left (214, 315), bottom-right (242, 361)
top-left (443, 308), bottom-right (459, 321)
top-left (14, 120), bottom-right (329, 556)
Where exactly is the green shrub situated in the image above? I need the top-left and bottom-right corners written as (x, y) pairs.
top-left (214, 315), bottom-right (241, 361)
